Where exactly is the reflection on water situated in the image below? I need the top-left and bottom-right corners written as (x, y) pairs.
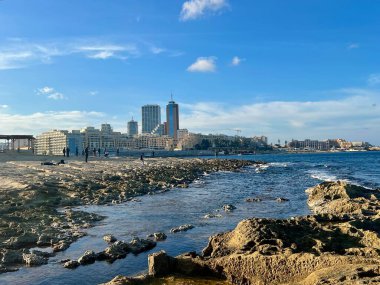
top-left (1, 152), bottom-right (379, 285)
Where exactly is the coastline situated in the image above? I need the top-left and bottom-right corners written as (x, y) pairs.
top-left (105, 181), bottom-right (380, 285)
top-left (0, 156), bottom-right (259, 274)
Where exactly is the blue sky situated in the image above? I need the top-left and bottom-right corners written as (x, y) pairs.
top-left (0, 0), bottom-right (379, 144)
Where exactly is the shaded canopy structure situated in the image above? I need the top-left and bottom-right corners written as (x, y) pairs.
top-left (0, 135), bottom-right (35, 151)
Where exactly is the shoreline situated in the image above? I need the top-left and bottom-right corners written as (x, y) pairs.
top-left (0, 157), bottom-right (260, 274)
top-left (105, 180), bottom-right (380, 285)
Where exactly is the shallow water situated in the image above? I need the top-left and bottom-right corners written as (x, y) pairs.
top-left (1, 151), bottom-right (379, 285)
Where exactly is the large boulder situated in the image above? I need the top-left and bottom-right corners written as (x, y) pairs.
top-left (148, 250), bottom-right (175, 277)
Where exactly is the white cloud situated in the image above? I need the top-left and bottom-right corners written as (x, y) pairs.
top-left (0, 51), bottom-right (34, 70)
top-left (89, 91), bottom-right (99, 96)
top-left (0, 40), bottom-right (142, 70)
top-left (347, 43), bottom-right (359, 50)
top-left (37, 86), bottom-right (54, 94)
top-left (78, 44), bottom-right (138, 60)
top-left (180, 0), bottom-right (228, 21)
top-left (231, 56), bottom-right (243, 66)
top-left (47, 93), bottom-right (65, 100)
top-left (0, 104), bottom-right (9, 109)
top-left (150, 46), bottom-right (166, 55)
top-left (187, 57), bottom-right (216, 72)
top-left (180, 90), bottom-right (380, 144)
top-left (0, 111), bottom-right (106, 135)
top-left (37, 86), bottom-right (66, 100)
top-left (368, 73), bottom-right (380, 85)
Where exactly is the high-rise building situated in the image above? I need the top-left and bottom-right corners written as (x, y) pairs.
top-left (166, 98), bottom-right (179, 139)
top-left (127, 118), bottom-right (138, 136)
top-left (142, 104), bottom-right (161, 134)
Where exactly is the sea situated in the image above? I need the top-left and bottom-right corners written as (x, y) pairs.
top-left (1, 151), bottom-right (379, 285)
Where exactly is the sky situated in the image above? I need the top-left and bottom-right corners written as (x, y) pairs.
top-left (0, 0), bottom-right (379, 144)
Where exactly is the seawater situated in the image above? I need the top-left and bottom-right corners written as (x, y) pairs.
top-left (1, 151), bottom-right (379, 285)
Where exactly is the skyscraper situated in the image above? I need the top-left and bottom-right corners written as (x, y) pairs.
top-left (166, 98), bottom-right (179, 139)
top-left (127, 118), bottom-right (138, 136)
top-left (142, 104), bottom-right (161, 134)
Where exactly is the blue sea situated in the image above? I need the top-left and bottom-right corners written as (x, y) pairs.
top-left (1, 151), bottom-right (379, 285)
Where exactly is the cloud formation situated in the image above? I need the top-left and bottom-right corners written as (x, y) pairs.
top-left (37, 86), bottom-right (66, 100)
top-left (180, 0), bottom-right (228, 21)
top-left (347, 43), bottom-right (359, 50)
top-left (187, 57), bottom-right (216, 72)
top-left (77, 44), bottom-right (138, 60)
top-left (231, 56), bottom-right (243, 66)
top-left (368, 74), bottom-right (380, 85)
top-left (0, 111), bottom-right (106, 135)
top-left (180, 90), bottom-right (380, 144)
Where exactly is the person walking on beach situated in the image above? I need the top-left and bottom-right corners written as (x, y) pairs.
top-left (93, 148), bottom-right (96, 157)
top-left (62, 147), bottom-right (66, 157)
top-left (75, 146), bottom-right (79, 156)
top-left (98, 148), bottom-right (101, 157)
top-left (140, 153), bottom-right (144, 166)
top-left (66, 147), bottom-right (70, 157)
top-left (85, 146), bottom-right (89, 163)
top-left (116, 148), bottom-right (119, 156)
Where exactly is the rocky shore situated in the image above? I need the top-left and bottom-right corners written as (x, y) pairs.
top-left (106, 181), bottom-right (380, 285)
top-left (0, 157), bottom-right (258, 273)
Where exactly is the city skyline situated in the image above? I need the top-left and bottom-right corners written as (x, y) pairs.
top-left (0, 1), bottom-right (379, 144)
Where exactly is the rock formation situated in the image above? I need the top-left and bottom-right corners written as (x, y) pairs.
top-left (118, 181), bottom-right (380, 285)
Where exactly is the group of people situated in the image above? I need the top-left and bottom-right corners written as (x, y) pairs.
top-left (62, 146), bottom-right (121, 163)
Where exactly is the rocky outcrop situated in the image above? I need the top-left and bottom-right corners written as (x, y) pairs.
top-left (0, 158), bottom-right (259, 273)
top-left (170, 224), bottom-right (194, 233)
top-left (127, 181), bottom-right (380, 285)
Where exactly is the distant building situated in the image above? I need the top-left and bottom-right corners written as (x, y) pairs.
top-left (151, 123), bottom-right (166, 136)
top-left (127, 118), bottom-right (138, 136)
top-left (142, 104), bottom-right (161, 134)
top-left (35, 130), bottom-right (83, 155)
top-left (166, 99), bottom-right (179, 139)
top-left (288, 139), bottom-right (330, 151)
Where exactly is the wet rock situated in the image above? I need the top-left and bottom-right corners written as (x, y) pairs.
top-left (148, 250), bottom-right (175, 277)
top-left (129, 238), bottom-right (156, 254)
top-left (36, 234), bottom-right (53, 246)
top-left (222, 204), bottom-right (236, 212)
top-left (1, 249), bottom-right (24, 265)
top-left (78, 250), bottom-right (96, 265)
top-left (52, 241), bottom-right (70, 252)
top-left (103, 234), bottom-right (117, 243)
top-left (63, 260), bottom-right (80, 269)
top-left (147, 233), bottom-right (167, 241)
top-left (4, 232), bottom-right (39, 248)
top-left (22, 253), bottom-right (47, 266)
top-left (170, 224), bottom-right (194, 233)
top-left (103, 241), bottom-right (129, 260)
top-left (246, 197), bottom-right (262, 202)
top-left (276, 197), bottom-right (289, 202)
top-left (203, 213), bottom-right (223, 219)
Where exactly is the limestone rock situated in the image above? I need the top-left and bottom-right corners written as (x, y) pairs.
top-left (63, 260), bottom-right (80, 269)
top-left (77, 250), bottom-right (96, 265)
top-left (103, 234), bottom-right (117, 243)
top-left (222, 204), bottom-right (236, 212)
top-left (170, 224), bottom-right (194, 233)
top-left (22, 253), bottom-right (47, 266)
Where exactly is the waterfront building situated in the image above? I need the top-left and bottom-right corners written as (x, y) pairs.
top-left (127, 118), bottom-right (138, 136)
top-left (142, 104), bottom-right (161, 134)
top-left (166, 99), bottom-right (179, 139)
top-left (35, 130), bottom-right (83, 155)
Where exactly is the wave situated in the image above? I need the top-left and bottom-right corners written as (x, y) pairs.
top-left (308, 170), bottom-right (339, 182)
top-left (268, 162), bottom-right (291, 167)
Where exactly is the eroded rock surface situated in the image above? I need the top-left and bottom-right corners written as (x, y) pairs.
top-left (130, 181), bottom-right (380, 285)
top-left (0, 158), bottom-right (258, 273)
